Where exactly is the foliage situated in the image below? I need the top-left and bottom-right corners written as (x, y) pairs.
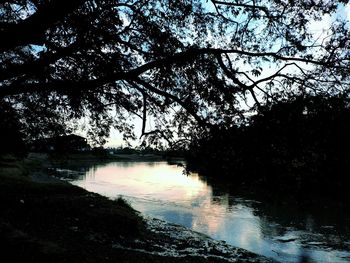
top-left (0, 0), bottom-right (349, 147)
top-left (187, 94), bottom-right (350, 194)
top-left (0, 101), bottom-right (26, 154)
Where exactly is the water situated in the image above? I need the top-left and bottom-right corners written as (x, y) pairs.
top-left (65, 161), bottom-right (350, 263)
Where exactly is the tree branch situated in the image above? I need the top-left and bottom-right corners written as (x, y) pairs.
top-left (0, 0), bottom-right (86, 51)
top-left (216, 53), bottom-right (261, 107)
top-left (0, 47), bottom-right (344, 97)
top-left (141, 91), bottom-right (147, 138)
top-left (211, 0), bottom-right (270, 16)
top-left (132, 79), bottom-right (211, 128)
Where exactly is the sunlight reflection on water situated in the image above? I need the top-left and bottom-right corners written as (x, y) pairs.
top-left (69, 161), bottom-right (350, 263)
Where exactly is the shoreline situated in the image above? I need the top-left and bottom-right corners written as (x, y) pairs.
top-left (0, 154), bottom-right (276, 263)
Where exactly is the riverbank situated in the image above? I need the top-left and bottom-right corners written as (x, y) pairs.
top-left (0, 154), bottom-right (276, 263)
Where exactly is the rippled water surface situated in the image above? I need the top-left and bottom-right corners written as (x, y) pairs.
top-left (66, 161), bottom-right (350, 263)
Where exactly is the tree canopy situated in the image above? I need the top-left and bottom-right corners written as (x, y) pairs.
top-left (1, 0), bottom-right (349, 147)
top-left (187, 94), bottom-right (350, 196)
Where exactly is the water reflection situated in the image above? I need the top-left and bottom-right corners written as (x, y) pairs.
top-left (67, 161), bottom-right (350, 263)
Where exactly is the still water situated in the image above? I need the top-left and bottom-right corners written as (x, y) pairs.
top-left (68, 161), bottom-right (350, 263)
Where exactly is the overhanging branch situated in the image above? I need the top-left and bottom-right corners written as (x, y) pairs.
top-left (133, 79), bottom-right (211, 128)
top-left (0, 47), bottom-right (344, 98)
top-left (0, 0), bottom-right (86, 51)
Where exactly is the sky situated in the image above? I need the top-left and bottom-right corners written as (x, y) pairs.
top-left (105, 117), bottom-right (143, 148)
top-left (102, 2), bottom-right (350, 148)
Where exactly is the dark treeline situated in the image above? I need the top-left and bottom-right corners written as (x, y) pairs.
top-left (0, 101), bottom-right (26, 155)
top-left (187, 94), bottom-right (350, 199)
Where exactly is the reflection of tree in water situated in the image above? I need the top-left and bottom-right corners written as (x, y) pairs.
top-left (197, 172), bottom-right (350, 252)
top-left (298, 250), bottom-right (312, 263)
top-left (145, 162), bottom-right (157, 168)
top-left (259, 206), bottom-right (350, 252)
top-left (258, 217), bottom-right (287, 240)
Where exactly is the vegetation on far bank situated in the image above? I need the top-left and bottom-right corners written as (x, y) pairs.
top-left (187, 94), bottom-right (350, 201)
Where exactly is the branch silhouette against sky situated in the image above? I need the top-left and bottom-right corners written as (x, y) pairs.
top-left (0, 0), bottom-right (349, 147)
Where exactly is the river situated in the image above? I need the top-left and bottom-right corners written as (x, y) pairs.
top-left (60, 161), bottom-right (350, 263)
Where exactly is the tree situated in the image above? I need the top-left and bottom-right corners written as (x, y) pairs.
top-left (0, 100), bottom-right (26, 154)
top-left (0, 0), bottom-right (349, 147)
top-left (187, 94), bottom-right (350, 196)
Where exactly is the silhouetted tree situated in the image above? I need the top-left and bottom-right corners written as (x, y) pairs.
top-left (0, 101), bottom-right (25, 154)
top-left (187, 94), bottom-right (350, 196)
top-left (0, 0), bottom-right (349, 147)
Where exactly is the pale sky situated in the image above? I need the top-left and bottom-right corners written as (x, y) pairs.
top-left (103, 3), bottom-right (350, 148)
